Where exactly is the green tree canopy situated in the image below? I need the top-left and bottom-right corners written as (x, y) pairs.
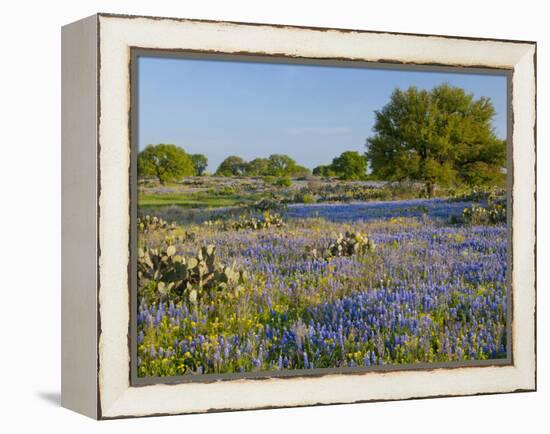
top-left (215, 154), bottom-right (311, 177)
top-left (330, 151), bottom-right (367, 180)
top-left (190, 154), bottom-right (208, 176)
top-left (292, 165), bottom-right (312, 178)
top-left (245, 158), bottom-right (270, 176)
top-left (365, 84), bottom-right (506, 196)
top-left (266, 154), bottom-right (298, 176)
top-left (312, 165), bottom-right (335, 177)
top-left (264, 154), bottom-right (310, 177)
top-left (215, 156), bottom-right (247, 176)
top-left (137, 144), bottom-right (195, 184)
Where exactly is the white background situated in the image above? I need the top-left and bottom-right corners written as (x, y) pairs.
top-left (0, 0), bottom-right (546, 432)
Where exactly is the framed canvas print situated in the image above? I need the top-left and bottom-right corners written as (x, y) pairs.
top-left (61, 13), bottom-right (536, 419)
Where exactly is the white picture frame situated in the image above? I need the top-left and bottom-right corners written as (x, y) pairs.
top-left (61, 13), bottom-right (536, 419)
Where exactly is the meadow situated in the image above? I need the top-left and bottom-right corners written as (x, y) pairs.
top-left (136, 179), bottom-right (507, 377)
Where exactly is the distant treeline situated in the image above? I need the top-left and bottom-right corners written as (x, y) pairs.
top-left (138, 84), bottom-right (506, 195)
top-left (138, 144), bottom-right (367, 184)
top-left (215, 154), bottom-right (309, 177)
top-left (214, 152), bottom-right (367, 180)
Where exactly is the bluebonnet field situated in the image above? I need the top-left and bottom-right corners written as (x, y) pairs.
top-left (136, 195), bottom-right (507, 377)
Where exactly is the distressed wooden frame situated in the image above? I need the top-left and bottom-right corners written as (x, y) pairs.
top-left (61, 13), bottom-right (536, 419)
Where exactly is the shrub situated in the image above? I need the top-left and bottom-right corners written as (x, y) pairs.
top-left (207, 186), bottom-right (236, 196)
top-left (247, 196), bottom-right (287, 213)
top-left (314, 183), bottom-right (395, 203)
top-left (292, 190), bottom-right (316, 204)
top-left (302, 194), bottom-right (315, 204)
top-left (275, 177), bottom-right (292, 187)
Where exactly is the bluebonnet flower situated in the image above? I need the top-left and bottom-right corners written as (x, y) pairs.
top-left (137, 198), bottom-right (507, 377)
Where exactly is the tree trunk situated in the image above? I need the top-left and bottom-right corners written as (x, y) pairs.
top-left (426, 182), bottom-right (436, 197)
top-left (155, 165), bottom-right (164, 185)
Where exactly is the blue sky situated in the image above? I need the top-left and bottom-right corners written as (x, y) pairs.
top-left (138, 56), bottom-right (507, 172)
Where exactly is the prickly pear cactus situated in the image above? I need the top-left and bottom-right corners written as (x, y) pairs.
top-left (460, 190), bottom-right (506, 225)
top-left (462, 205), bottom-right (487, 225)
top-left (137, 243), bottom-right (247, 305)
top-left (228, 211), bottom-right (285, 231)
top-left (163, 231), bottom-right (196, 246)
top-left (137, 215), bottom-right (177, 233)
top-left (487, 203), bottom-right (506, 224)
top-left (308, 231), bottom-right (375, 261)
top-left (462, 202), bottom-right (506, 225)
